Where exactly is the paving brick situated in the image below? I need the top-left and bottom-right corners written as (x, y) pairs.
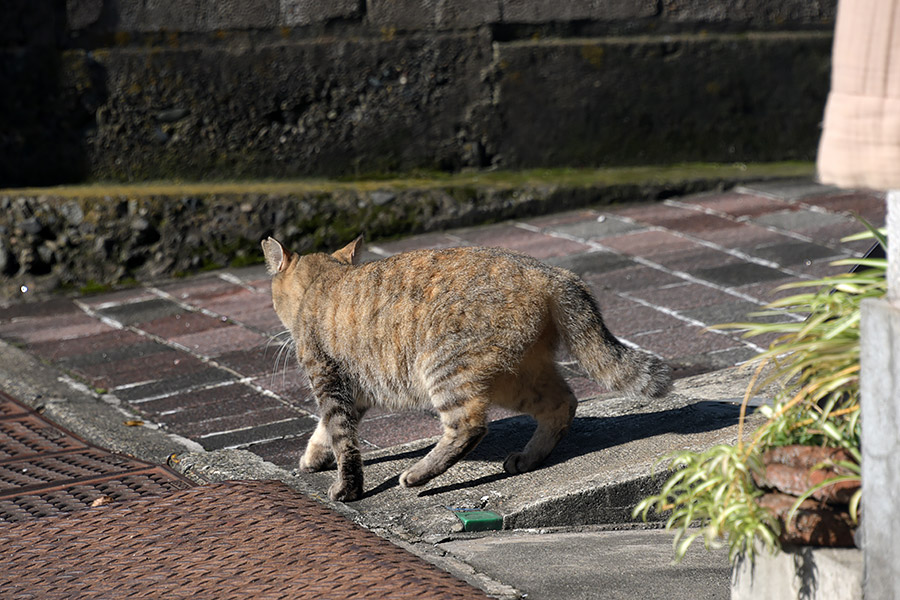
top-left (630, 325), bottom-right (741, 359)
top-left (751, 209), bottom-right (850, 233)
top-left (681, 300), bottom-right (772, 328)
top-left (599, 229), bottom-right (698, 257)
top-left (453, 224), bottom-right (591, 259)
top-left (544, 251), bottom-right (635, 277)
top-left (77, 288), bottom-right (156, 308)
top-left (156, 277), bottom-right (245, 303)
top-left (678, 192), bottom-right (793, 219)
top-left (246, 431), bottom-right (316, 469)
top-left (0, 313), bottom-right (113, 344)
top-left (172, 325), bottom-right (267, 357)
top-left (799, 191), bottom-right (887, 224)
top-left (737, 278), bottom-right (806, 304)
top-left (629, 283), bottom-right (742, 312)
top-left (251, 372), bottom-right (317, 414)
top-left (26, 329), bottom-right (148, 362)
top-left (96, 298), bottom-right (184, 327)
top-left (522, 209), bottom-right (600, 229)
top-left (693, 262), bottom-right (789, 288)
top-left (585, 265), bottom-right (685, 293)
top-left (139, 311), bottom-right (228, 339)
top-left (88, 349), bottom-right (210, 391)
top-left (192, 289), bottom-right (268, 323)
top-left (738, 180), bottom-right (841, 201)
top-left (359, 412), bottom-right (443, 449)
top-left (543, 215), bottom-right (646, 241)
top-left (651, 248), bottom-right (744, 274)
top-left (748, 240), bottom-right (844, 268)
top-left (227, 308), bottom-right (284, 335)
top-left (115, 367), bottom-right (235, 403)
top-left (197, 416), bottom-right (317, 451)
top-left (165, 403), bottom-right (301, 439)
top-left (614, 203), bottom-right (742, 235)
top-left (217, 345), bottom-right (286, 378)
top-left (60, 341), bottom-right (174, 381)
top-left (604, 304), bottom-right (685, 336)
top-left (136, 381), bottom-right (259, 415)
top-left (687, 222), bottom-right (791, 249)
top-left (806, 221), bottom-right (878, 248)
top-left (0, 298), bottom-right (79, 321)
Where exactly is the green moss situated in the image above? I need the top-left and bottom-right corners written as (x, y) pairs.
top-left (79, 280), bottom-right (114, 295)
top-left (2, 162), bottom-right (815, 198)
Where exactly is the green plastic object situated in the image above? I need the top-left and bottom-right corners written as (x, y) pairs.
top-left (450, 509), bottom-right (503, 532)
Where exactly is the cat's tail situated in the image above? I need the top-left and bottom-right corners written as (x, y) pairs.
top-left (550, 275), bottom-right (671, 399)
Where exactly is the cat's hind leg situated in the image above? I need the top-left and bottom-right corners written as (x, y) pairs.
top-left (399, 392), bottom-right (488, 488)
top-left (502, 369), bottom-right (577, 474)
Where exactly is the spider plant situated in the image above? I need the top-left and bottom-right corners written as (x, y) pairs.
top-left (634, 224), bottom-right (885, 563)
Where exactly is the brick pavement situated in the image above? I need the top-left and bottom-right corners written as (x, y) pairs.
top-left (0, 181), bottom-right (885, 474)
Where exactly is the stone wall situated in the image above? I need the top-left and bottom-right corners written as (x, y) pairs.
top-left (0, 0), bottom-right (836, 186)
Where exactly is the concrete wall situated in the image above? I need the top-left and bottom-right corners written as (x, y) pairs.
top-left (0, 0), bottom-right (837, 186)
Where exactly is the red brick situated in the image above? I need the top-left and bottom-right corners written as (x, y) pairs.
top-left (0, 313), bottom-right (113, 344)
top-left (140, 312), bottom-right (228, 339)
top-left (454, 224), bottom-right (591, 258)
top-left (680, 192), bottom-right (792, 219)
top-left (599, 229), bottom-right (697, 257)
top-left (630, 325), bottom-right (740, 359)
top-left (27, 329), bottom-right (147, 362)
top-left (172, 325), bottom-right (266, 357)
top-left (359, 412), bottom-right (443, 449)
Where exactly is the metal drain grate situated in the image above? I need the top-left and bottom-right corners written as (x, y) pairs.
top-left (0, 480), bottom-right (491, 600)
top-left (0, 391), bottom-right (194, 522)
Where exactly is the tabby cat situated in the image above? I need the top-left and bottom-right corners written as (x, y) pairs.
top-left (262, 236), bottom-right (670, 501)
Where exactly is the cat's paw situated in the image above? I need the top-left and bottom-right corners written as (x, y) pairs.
top-left (328, 479), bottom-right (363, 502)
top-left (503, 452), bottom-right (534, 475)
top-left (298, 451), bottom-right (335, 473)
top-left (399, 465), bottom-right (430, 488)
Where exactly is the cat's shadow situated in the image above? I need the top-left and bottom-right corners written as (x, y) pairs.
top-left (363, 401), bottom-right (742, 498)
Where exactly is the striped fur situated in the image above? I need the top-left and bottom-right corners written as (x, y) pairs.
top-left (262, 237), bottom-right (670, 501)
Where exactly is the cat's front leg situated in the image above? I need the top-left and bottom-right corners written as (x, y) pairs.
top-left (318, 395), bottom-right (364, 502)
top-left (298, 420), bottom-right (335, 472)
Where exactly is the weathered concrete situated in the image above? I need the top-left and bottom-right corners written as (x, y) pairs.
top-left (441, 529), bottom-right (731, 600)
top-left (731, 545), bottom-right (862, 600)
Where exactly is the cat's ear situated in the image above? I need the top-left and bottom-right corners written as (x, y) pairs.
top-left (332, 235), bottom-right (364, 265)
top-left (261, 237), bottom-right (290, 275)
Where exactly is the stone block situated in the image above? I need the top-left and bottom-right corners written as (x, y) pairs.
top-left (116, 0), bottom-right (203, 32)
top-left (366, 0), bottom-right (438, 29)
top-left (367, 0), bottom-right (499, 29)
top-left (280, 0), bottom-right (362, 27)
top-left (490, 32), bottom-right (832, 168)
top-left (82, 33), bottom-right (492, 179)
top-left (661, 0), bottom-right (837, 26)
top-left (202, 0), bottom-right (279, 30)
top-left (501, 0), bottom-right (658, 23)
top-left (66, 0), bottom-right (104, 30)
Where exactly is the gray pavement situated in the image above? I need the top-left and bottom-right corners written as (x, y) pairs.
top-left (0, 178), bottom-right (886, 599)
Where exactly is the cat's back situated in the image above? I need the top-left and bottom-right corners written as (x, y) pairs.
top-left (348, 245), bottom-right (556, 303)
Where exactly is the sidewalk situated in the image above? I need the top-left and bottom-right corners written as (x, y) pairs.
top-left (0, 178), bottom-right (885, 599)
